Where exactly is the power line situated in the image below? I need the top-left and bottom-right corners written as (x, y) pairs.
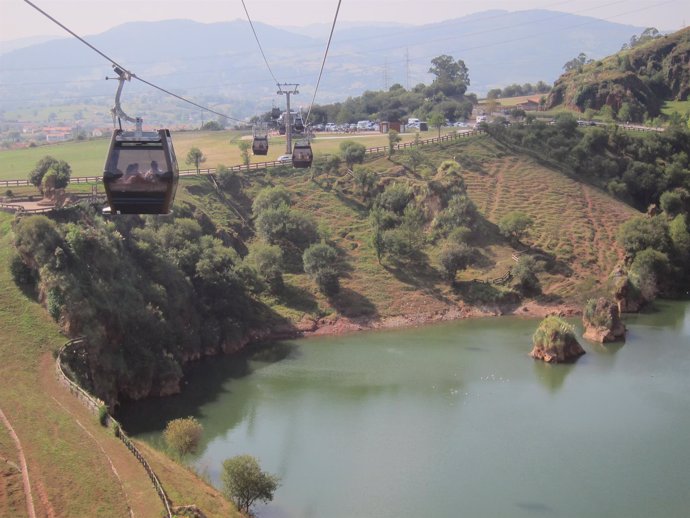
top-left (21, 0), bottom-right (245, 123)
top-left (304, 0), bottom-right (342, 125)
top-left (240, 0), bottom-right (280, 85)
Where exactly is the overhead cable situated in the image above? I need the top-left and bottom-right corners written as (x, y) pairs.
top-left (22, 0), bottom-right (244, 123)
top-left (240, 0), bottom-right (280, 85)
top-left (304, 0), bottom-right (342, 125)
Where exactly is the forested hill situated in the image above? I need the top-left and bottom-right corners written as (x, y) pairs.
top-left (546, 26), bottom-right (690, 121)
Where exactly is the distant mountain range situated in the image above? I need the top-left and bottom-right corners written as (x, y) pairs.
top-left (0, 10), bottom-right (646, 122)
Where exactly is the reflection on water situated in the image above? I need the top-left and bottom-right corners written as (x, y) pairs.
top-left (531, 361), bottom-right (573, 393)
top-left (119, 301), bottom-right (690, 518)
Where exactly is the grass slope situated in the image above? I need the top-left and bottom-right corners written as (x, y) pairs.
top-left (0, 212), bottom-right (240, 518)
top-left (198, 134), bottom-right (638, 324)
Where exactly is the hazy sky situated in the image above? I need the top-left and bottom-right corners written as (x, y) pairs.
top-left (1, 0), bottom-right (688, 43)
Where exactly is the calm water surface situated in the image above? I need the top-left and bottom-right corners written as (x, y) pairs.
top-left (119, 301), bottom-right (690, 518)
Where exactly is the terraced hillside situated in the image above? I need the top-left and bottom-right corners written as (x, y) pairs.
top-left (234, 135), bottom-right (639, 322)
top-left (460, 149), bottom-right (639, 299)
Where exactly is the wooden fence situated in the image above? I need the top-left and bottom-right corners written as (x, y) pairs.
top-left (55, 338), bottom-right (174, 518)
top-left (0, 129), bottom-right (484, 188)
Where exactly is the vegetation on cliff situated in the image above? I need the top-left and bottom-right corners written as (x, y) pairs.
top-left (546, 27), bottom-right (690, 122)
top-left (582, 297), bottom-right (626, 343)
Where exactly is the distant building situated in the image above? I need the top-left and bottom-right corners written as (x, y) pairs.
top-left (514, 97), bottom-right (542, 111)
top-left (43, 126), bottom-right (72, 142)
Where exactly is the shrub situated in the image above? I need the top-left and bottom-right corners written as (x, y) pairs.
top-left (9, 254), bottom-right (36, 287)
top-left (303, 243), bottom-right (341, 296)
top-left (46, 287), bottom-right (65, 321)
top-left (583, 298), bottom-right (613, 328)
top-left (97, 404), bottom-right (108, 427)
top-left (163, 417), bottom-right (204, 457)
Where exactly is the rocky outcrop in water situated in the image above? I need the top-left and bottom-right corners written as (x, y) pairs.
top-left (530, 316), bottom-right (585, 363)
top-left (582, 298), bottom-right (626, 343)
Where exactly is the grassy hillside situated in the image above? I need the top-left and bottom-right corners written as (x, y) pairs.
top-left (173, 134), bottom-right (637, 323)
top-left (546, 26), bottom-right (690, 120)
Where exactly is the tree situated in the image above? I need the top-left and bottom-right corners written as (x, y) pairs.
top-left (512, 255), bottom-right (541, 296)
top-left (28, 156), bottom-right (71, 190)
top-left (252, 185), bottom-right (291, 214)
top-left (659, 190), bottom-right (684, 218)
top-left (406, 148), bottom-right (424, 173)
top-left (377, 183), bottom-right (411, 215)
top-left (246, 242), bottom-right (285, 294)
top-left (617, 215), bottom-right (669, 257)
top-left (340, 141), bottom-right (366, 169)
top-left (186, 147), bottom-right (206, 175)
top-left (221, 455), bottom-right (279, 514)
top-left (428, 55), bottom-right (470, 85)
top-left (498, 211), bottom-right (534, 243)
top-left (630, 247), bottom-right (670, 300)
top-left (387, 130), bottom-right (401, 157)
top-left (353, 167), bottom-right (378, 201)
top-left (303, 242), bottom-right (342, 296)
top-left (439, 242), bottom-right (474, 282)
top-left (201, 120), bottom-right (223, 131)
top-left (428, 112), bottom-right (445, 138)
top-left (163, 417), bottom-right (203, 457)
top-left (563, 52), bottom-right (593, 72)
top-left (238, 140), bottom-right (251, 166)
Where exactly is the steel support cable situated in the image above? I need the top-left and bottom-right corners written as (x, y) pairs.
top-left (304, 0), bottom-right (342, 126)
top-left (240, 0), bottom-right (280, 85)
top-left (22, 0), bottom-right (244, 123)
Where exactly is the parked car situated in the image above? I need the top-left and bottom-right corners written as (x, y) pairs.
top-left (277, 154), bottom-right (292, 164)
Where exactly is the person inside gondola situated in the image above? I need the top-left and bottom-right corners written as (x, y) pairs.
top-left (143, 160), bottom-right (160, 182)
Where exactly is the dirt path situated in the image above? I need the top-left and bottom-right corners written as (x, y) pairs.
top-left (0, 407), bottom-right (36, 518)
top-left (39, 354), bottom-right (164, 518)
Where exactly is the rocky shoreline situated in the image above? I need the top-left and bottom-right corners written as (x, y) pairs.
top-left (283, 300), bottom-right (581, 339)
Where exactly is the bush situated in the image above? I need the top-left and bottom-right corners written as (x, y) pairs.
top-left (97, 404), bottom-right (108, 427)
top-left (46, 287), bottom-right (65, 321)
top-left (9, 254), bottom-right (36, 287)
top-left (303, 243), bottom-right (341, 296)
top-left (511, 255), bottom-right (541, 296)
top-left (583, 298), bottom-right (613, 328)
top-left (163, 417), bottom-right (203, 457)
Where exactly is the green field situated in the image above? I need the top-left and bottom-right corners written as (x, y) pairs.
top-left (0, 129), bottom-right (435, 181)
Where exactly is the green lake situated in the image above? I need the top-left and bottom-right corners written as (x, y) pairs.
top-left (118, 301), bottom-right (690, 517)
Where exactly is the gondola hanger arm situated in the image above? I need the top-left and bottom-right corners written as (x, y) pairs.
top-left (107, 65), bottom-right (143, 134)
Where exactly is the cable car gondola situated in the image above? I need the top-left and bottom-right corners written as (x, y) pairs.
top-left (103, 128), bottom-right (179, 214)
top-left (252, 125), bottom-right (269, 155)
top-left (292, 140), bottom-right (313, 168)
top-left (103, 67), bottom-right (179, 215)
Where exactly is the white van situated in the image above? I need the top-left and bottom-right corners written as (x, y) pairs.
top-left (408, 118), bottom-right (420, 126)
top-left (476, 115), bottom-right (487, 123)
top-left (357, 120), bottom-right (371, 130)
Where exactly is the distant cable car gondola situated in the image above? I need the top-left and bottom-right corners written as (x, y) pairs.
top-left (103, 67), bottom-right (179, 214)
top-left (252, 124), bottom-right (269, 155)
top-left (292, 140), bottom-right (313, 168)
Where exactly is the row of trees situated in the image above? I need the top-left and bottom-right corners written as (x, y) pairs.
top-left (486, 81), bottom-right (551, 100)
top-left (254, 55), bottom-right (476, 126)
